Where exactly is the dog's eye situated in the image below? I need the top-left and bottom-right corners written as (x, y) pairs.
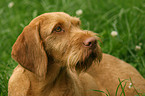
top-left (53, 26), bottom-right (63, 32)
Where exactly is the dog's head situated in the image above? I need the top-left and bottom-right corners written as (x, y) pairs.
top-left (11, 12), bottom-right (102, 77)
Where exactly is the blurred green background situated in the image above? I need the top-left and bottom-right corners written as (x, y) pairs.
top-left (0, 0), bottom-right (145, 95)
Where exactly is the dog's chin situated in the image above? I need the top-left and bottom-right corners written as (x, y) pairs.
top-left (67, 45), bottom-right (101, 73)
top-left (75, 49), bottom-right (98, 72)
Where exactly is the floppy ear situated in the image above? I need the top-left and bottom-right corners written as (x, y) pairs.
top-left (11, 23), bottom-right (48, 77)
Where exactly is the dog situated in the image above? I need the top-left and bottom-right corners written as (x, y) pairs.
top-left (8, 12), bottom-right (145, 96)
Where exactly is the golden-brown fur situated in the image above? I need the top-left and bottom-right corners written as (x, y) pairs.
top-left (8, 12), bottom-right (145, 96)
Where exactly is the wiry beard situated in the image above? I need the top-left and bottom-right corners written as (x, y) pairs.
top-left (67, 45), bottom-right (101, 73)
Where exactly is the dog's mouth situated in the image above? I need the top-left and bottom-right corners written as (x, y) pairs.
top-left (75, 49), bottom-right (98, 72)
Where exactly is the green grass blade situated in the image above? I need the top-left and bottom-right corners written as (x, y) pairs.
top-left (92, 90), bottom-right (109, 96)
top-left (115, 78), bottom-right (129, 96)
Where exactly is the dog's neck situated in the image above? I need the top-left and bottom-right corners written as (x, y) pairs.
top-left (25, 62), bottom-right (84, 96)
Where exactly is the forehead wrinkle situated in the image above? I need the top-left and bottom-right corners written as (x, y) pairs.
top-left (51, 13), bottom-right (70, 25)
top-left (44, 13), bottom-right (75, 28)
top-left (53, 13), bottom-right (80, 26)
top-left (54, 16), bottom-right (71, 29)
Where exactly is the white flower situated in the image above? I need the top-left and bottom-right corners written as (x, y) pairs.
top-left (135, 45), bottom-right (141, 51)
top-left (8, 2), bottom-right (14, 8)
top-left (111, 31), bottom-right (118, 37)
top-left (128, 83), bottom-right (132, 88)
top-left (76, 9), bottom-right (83, 16)
top-left (129, 83), bottom-right (132, 86)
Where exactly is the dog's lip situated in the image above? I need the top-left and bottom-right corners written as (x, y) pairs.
top-left (85, 50), bottom-right (93, 58)
top-left (81, 49), bottom-right (95, 62)
top-left (75, 51), bottom-right (95, 70)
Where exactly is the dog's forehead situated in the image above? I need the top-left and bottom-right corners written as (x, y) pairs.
top-left (45, 12), bottom-right (80, 24)
top-left (29, 12), bottom-right (80, 26)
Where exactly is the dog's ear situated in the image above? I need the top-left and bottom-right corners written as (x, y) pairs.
top-left (11, 23), bottom-right (48, 78)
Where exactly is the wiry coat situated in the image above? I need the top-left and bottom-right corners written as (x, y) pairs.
top-left (8, 12), bottom-right (145, 96)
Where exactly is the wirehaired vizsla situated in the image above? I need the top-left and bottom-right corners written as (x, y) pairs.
top-left (8, 12), bottom-right (145, 96)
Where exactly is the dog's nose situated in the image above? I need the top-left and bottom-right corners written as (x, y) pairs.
top-left (83, 37), bottom-right (97, 47)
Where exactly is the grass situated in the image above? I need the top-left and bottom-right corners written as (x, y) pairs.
top-left (93, 78), bottom-right (145, 96)
top-left (0, 0), bottom-right (145, 95)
